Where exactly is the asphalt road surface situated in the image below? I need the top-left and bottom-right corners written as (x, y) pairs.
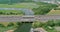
top-left (0, 15), bottom-right (60, 22)
top-left (36, 15), bottom-right (60, 21)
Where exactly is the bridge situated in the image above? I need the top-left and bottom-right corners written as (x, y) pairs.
top-left (0, 15), bottom-right (60, 22)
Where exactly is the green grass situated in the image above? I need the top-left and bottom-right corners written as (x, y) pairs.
top-left (0, 23), bottom-right (32, 32)
top-left (0, 25), bottom-right (17, 32)
top-left (0, 10), bottom-right (24, 15)
top-left (32, 2), bottom-right (58, 15)
top-left (0, 22), bottom-right (18, 26)
top-left (0, 3), bottom-right (39, 9)
top-left (47, 9), bottom-right (60, 15)
top-left (0, 22), bottom-right (20, 32)
top-left (32, 21), bottom-right (58, 32)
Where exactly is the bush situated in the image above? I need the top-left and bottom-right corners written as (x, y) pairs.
top-left (16, 22), bottom-right (23, 27)
top-left (47, 20), bottom-right (55, 27)
top-left (7, 22), bottom-right (14, 27)
top-left (54, 20), bottom-right (60, 26)
top-left (32, 2), bottom-right (58, 15)
top-left (0, 24), bottom-right (5, 27)
top-left (0, 12), bottom-right (3, 14)
top-left (33, 6), bottom-right (53, 15)
top-left (32, 21), bottom-right (44, 28)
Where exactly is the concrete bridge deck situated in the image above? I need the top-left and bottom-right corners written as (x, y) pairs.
top-left (0, 15), bottom-right (60, 22)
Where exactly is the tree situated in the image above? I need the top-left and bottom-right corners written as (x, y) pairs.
top-left (47, 20), bottom-right (55, 27)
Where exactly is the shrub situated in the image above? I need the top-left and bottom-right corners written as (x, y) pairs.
top-left (32, 2), bottom-right (58, 15)
top-left (16, 22), bottom-right (23, 27)
top-left (32, 21), bottom-right (44, 28)
top-left (0, 12), bottom-right (3, 14)
top-left (6, 12), bottom-right (10, 15)
top-left (7, 22), bottom-right (14, 27)
top-left (54, 20), bottom-right (60, 26)
top-left (32, 6), bottom-right (51, 15)
top-left (0, 24), bottom-right (5, 27)
top-left (47, 20), bottom-right (55, 27)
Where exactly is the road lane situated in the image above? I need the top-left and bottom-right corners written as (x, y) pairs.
top-left (0, 15), bottom-right (59, 22)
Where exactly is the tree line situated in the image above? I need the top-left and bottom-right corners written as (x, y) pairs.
top-left (0, 0), bottom-right (33, 4)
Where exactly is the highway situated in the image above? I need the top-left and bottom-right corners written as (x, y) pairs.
top-left (35, 15), bottom-right (60, 21)
top-left (0, 15), bottom-right (35, 22)
top-left (0, 15), bottom-right (60, 22)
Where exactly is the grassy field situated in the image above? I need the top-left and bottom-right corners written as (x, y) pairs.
top-left (0, 22), bottom-right (18, 26)
top-left (0, 26), bottom-right (17, 32)
top-left (32, 21), bottom-right (58, 32)
top-left (0, 3), bottom-right (39, 9)
top-left (0, 10), bottom-right (24, 15)
top-left (0, 2), bottom-right (58, 15)
top-left (32, 2), bottom-right (58, 15)
top-left (47, 9), bottom-right (60, 15)
top-left (0, 22), bottom-right (19, 32)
